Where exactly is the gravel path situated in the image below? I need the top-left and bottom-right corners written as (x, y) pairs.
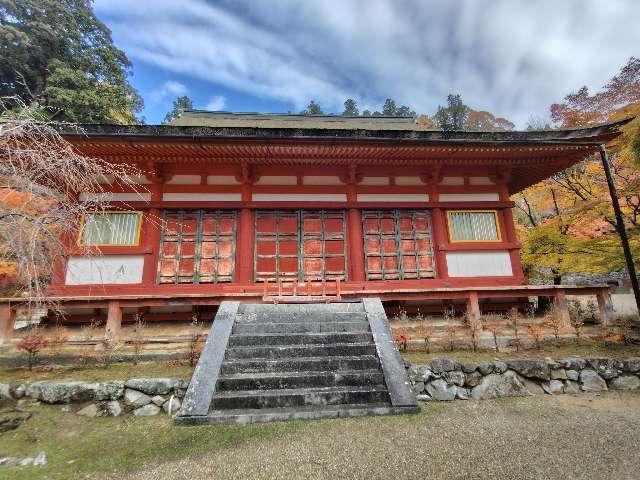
top-left (117, 392), bottom-right (640, 480)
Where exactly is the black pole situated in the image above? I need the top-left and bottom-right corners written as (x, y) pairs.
top-left (599, 144), bottom-right (640, 316)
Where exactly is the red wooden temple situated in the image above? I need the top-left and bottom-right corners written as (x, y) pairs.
top-left (0, 112), bottom-right (628, 343)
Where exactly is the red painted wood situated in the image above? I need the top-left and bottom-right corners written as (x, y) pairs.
top-left (0, 304), bottom-right (16, 344)
top-left (431, 208), bottom-right (449, 280)
top-left (236, 208), bottom-right (255, 283)
top-left (347, 208), bottom-right (365, 281)
top-left (141, 208), bottom-right (161, 286)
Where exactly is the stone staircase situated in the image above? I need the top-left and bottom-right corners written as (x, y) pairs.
top-left (176, 299), bottom-right (419, 425)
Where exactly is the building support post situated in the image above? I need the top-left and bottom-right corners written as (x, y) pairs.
top-left (431, 208), bottom-right (449, 280)
top-left (347, 208), bottom-right (365, 282)
top-left (553, 289), bottom-right (570, 325)
top-left (236, 208), bottom-right (255, 283)
top-left (599, 144), bottom-right (640, 317)
top-left (106, 301), bottom-right (122, 343)
top-left (142, 208), bottom-right (162, 286)
top-left (466, 291), bottom-right (480, 321)
top-left (0, 304), bottom-right (16, 345)
top-left (596, 289), bottom-right (614, 333)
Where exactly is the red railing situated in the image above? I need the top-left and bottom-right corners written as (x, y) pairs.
top-left (262, 278), bottom-right (342, 303)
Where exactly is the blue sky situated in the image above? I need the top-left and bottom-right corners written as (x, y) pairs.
top-left (94, 0), bottom-right (640, 127)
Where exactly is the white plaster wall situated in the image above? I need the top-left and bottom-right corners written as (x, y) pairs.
top-left (79, 192), bottom-right (151, 202)
top-left (469, 176), bottom-right (495, 185)
top-left (439, 193), bottom-right (500, 202)
top-left (360, 176), bottom-right (390, 186)
top-left (207, 175), bottom-right (241, 185)
top-left (446, 251), bottom-right (513, 277)
top-left (357, 193), bottom-right (429, 202)
top-left (252, 193), bottom-right (347, 201)
top-left (65, 255), bottom-right (144, 285)
top-left (303, 176), bottom-right (344, 185)
top-left (162, 193), bottom-right (241, 201)
top-left (167, 175), bottom-right (201, 185)
top-left (439, 176), bottom-right (465, 185)
top-left (255, 176), bottom-right (297, 185)
top-left (395, 176), bottom-right (424, 185)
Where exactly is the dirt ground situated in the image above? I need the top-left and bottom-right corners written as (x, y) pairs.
top-left (103, 392), bottom-right (640, 480)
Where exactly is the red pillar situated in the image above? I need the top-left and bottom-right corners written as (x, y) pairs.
top-left (431, 208), bottom-right (449, 279)
top-left (106, 300), bottom-right (122, 342)
top-left (501, 209), bottom-right (525, 281)
top-left (553, 289), bottom-right (570, 325)
top-left (466, 291), bottom-right (481, 321)
top-left (236, 208), bottom-right (255, 283)
top-left (0, 304), bottom-right (16, 345)
top-left (142, 208), bottom-right (162, 286)
top-left (347, 208), bottom-right (365, 282)
top-left (596, 289), bottom-right (614, 331)
top-left (235, 180), bottom-right (255, 283)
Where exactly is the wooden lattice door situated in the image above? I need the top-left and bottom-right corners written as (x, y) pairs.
top-left (157, 210), bottom-right (236, 284)
top-left (254, 210), bottom-right (347, 282)
top-left (362, 209), bottom-right (435, 280)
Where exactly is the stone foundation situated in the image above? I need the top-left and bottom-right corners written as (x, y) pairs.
top-left (0, 378), bottom-right (188, 417)
top-left (408, 356), bottom-right (640, 401)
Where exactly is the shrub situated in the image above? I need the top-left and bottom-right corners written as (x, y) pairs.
top-left (47, 323), bottom-right (69, 358)
top-left (483, 315), bottom-right (502, 352)
top-left (130, 313), bottom-right (146, 365)
top-left (186, 312), bottom-right (205, 366)
top-left (543, 307), bottom-right (565, 344)
top-left (526, 323), bottom-right (544, 349)
top-left (445, 326), bottom-right (457, 352)
top-left (414, 321), bottom-right (435, 353)
top-left (465, 313), bottom-right (482, 352)
top-left (393, 328), bottom-right (409, 351)
top-left (507, 308), bottom-right (521, 352)
top-left (17, 333), bottom-right (48, 370)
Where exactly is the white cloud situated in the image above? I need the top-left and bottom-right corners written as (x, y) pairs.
top-left (149, 80), bottom-right (188, 103)
top-left (205, 95), bottom-right (226, 111)
top-left (96, 0), bottom-right (640, 126)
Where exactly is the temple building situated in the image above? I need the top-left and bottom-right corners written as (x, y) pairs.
top-left (0, 112), bottom-right (627, 342)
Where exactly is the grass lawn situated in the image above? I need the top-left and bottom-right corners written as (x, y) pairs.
top-left (401, 340), bottom-right (640, 364)
top-left (0, 361), bottom-right (195, 384)
top-left (1, 392), bottom-right (639, 479)
top-left (0, 403), bottom-right (302, 480)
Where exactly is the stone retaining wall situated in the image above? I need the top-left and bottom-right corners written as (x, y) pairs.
top-left (408, 357), bottom-right (640, 401)
top-left (0, 378), bottom-right (188, 417)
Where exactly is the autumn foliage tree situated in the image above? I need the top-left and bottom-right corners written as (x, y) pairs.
top-left (515, 57), bottom-right (640, 281)
top-left (0, 100), bottom-right (142, 305)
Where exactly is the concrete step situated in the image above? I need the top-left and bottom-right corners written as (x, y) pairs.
top-left (236, 312), bottom-right (368, 323)
top-left (232, 320), bottom-right (370, 334)
top-left (216, 369), bottom-right (385, 391)
top-left (220, 354), bottom-right (381, 375)
top-left (212, 385), bottom-right (390, 410)
top-left (238, 302), bottom-right (364, 314)
top-left (225, 342), bottom-right (377, 360)
top-left (176, 403), bottom-right (419, 425)
top-left (227, 332), bottom-right (373, 347)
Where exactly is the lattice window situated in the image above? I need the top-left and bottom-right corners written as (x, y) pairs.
top-left (157, 210), bottom-right (236, 284)
top-left (80, 211), bottom-right (142, 246)
top-left (254, 209), bottom-right (347, 282)
top-left (447, 210), bottom-right (500, 242)
top-left (362, 209), bottom-right (435, 280)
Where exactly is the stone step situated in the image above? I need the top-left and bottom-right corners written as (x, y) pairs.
top-left (212, 385), bottom-right (390, 410)
top-left (216, 369), bottom-right (385, 391)
top-left (236, 312), bottom-right (368, 323)
top-left (238, 302), bottom-right (364, 314)
top-left (227, 332), bottom-right (373, 347)
top-left (220, 354), bottom-right (381, 375)
top-left (232, 320), bottom-right (370, 334)
top-left (224, 342), bottom-right (377, 360)
top-left (176, 403), bottom-right (420, 425)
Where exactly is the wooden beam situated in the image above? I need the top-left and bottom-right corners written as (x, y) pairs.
top-left (0, 304), bottom-right (16, 345)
